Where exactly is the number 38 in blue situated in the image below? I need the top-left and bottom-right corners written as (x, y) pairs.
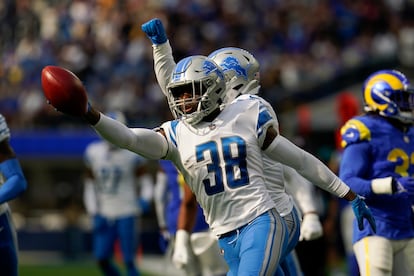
top-left (196, 136), bottom-right (249, 195)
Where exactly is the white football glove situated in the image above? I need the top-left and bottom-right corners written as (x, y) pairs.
top-left (172, 230), bottom-right (192, 269)
top-left (0, 114), bottom-right (10, 143)
top-left (299, 213), bottom-right (323, 241)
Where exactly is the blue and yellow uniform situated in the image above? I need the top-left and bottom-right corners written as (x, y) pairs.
top-left (340, 114), bottom-right (414, 243)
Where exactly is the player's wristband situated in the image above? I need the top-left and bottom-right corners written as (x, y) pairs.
top-left (371, 177), bottom-right (393, 194)
top-left (0, 158), bottom-right (24, 179)
top-left (175, 229), bottom-right (190, 246)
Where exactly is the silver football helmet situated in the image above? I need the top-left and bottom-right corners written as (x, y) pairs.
top-left (208, 47), bottom-right (260, 104)
top-left (167, 55), bottom-right (226, 125)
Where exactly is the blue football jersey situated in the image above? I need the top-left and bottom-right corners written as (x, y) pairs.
top-left (340, 114), bottom-right (414, 242)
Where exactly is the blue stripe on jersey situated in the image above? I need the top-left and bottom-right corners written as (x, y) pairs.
top-left (168, 121), bottom-right (179, 147)
top-left (257, 104), bottom-right (273, 137)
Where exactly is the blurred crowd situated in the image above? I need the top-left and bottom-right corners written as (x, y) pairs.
top-left (1, 0), bottom-right (414, 130)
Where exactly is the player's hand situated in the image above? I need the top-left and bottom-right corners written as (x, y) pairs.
top-left (141, 18), bottom-right (167, 45)
top-left (351, 195), bottom-right (376, 233)
top-left (299, 213), bottom-right (323, 241)
top-left (172, 229), bottom-right (192, 269)
top-left (396, 176), bottom-right (414, 197)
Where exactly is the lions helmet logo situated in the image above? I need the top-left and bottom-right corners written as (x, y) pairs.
top-left (220, 56), bottom-right (248, 80)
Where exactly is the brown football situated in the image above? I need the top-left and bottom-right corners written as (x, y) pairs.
top-left (41, 66), bottom-right (88, 116)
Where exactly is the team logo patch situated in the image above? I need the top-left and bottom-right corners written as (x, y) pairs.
top-left (220, 57), bottom-right (247, 80)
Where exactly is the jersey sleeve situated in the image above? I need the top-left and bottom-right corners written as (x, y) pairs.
top-left (340, 118), bottom-right (371, 148)
top-left (255, 99), bottom-right (278, 147)
top-left (159, 120), bottom-right (180, 162)
top-left (339, 137), bottom-right (375, 197)
top-left (0, 158), bottom-right (27, 204)
top-left (153, 42), bottom-right (176, 96)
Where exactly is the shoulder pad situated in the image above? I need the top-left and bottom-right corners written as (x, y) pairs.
top-left (340, 118), bottom-right (371, 148)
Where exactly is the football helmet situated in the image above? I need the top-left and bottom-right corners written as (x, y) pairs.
top-left (167, 55), bottom-right (226, 125)
top-left (363, 69), bottom-right (414, 124)
top-left (208, 47), bottom-right (260, 104)
top-left (0, 114), bottom-right (10, 142)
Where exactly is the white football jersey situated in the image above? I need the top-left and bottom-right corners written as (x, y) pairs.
top-left (84, 141), bottom-right (145, 218)
top-left (153, 43), bottom-right (296, 217)
top-left (162, 97), bottom-right (276, 236)
top-left (233, 94), bottom-right (294, 216)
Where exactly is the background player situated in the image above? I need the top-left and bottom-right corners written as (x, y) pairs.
top-left (0, 113), bottom-right (28, 276)
top-left (83, 111), bottom-right (154, 276)
top-left (154, 159), bottom-right (228, 275)
top-left (339, 69), bottom-right (414, 276)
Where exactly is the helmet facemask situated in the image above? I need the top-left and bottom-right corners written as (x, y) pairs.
top-left (167, 56), bottom-right (225, 125)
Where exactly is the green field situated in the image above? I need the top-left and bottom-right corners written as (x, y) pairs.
top-left (19, 263), bottom-right (101, 276)
top-left (19, 263), bottom-right (157, 276)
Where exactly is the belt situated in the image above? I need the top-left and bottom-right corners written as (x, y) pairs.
top-left (219, 229), bottom-right (238, 239)
top-left (219, 223), bottom-right (249, 239)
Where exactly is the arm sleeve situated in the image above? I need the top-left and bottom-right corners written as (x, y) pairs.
top-left (339, 142), bottom-right (374, 197)
top-left (154, 170), bottom-right (168, 228)
top-left (264, 135), bottom-right (350, 198)
top-left (0, 158), bottom-right (27, 204)
top-left (93, 113), bottom-right (169, 159)
top-left (283, 165), bottom-right (319, 214)
top-left (153, 42), bottom-right (176, 95)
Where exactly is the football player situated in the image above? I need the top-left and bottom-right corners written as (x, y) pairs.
top-left (154, 159), bottom-right (228, 275)
top-left (0, 113), bottom-right (27, 276)
top-left (83, 111), bottom-right (153, 276)
top-left (339, 70), bottom-right (414, 276)
top-left (53, 53), bottom-right (375, 275)
top-left (141, 18), bottom-right (323, 274)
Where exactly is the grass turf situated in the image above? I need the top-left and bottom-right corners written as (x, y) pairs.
top-left (19, 263), bottom-right (157, 276)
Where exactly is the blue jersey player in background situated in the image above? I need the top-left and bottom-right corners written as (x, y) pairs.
top-left (0, 113), bottom-right (27, 276)
top-left (339, 69), bottom-right (414, 276)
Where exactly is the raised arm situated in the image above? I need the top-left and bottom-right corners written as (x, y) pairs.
top-left (142, 18), bottom-right (176, 95)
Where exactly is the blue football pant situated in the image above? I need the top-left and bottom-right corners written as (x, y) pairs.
top-left (93, 215), bottom-right (139, 275)
top-left (218, 208), bottom-right (289, 276)
top-left (280, 207), bottom-right (302, 275)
